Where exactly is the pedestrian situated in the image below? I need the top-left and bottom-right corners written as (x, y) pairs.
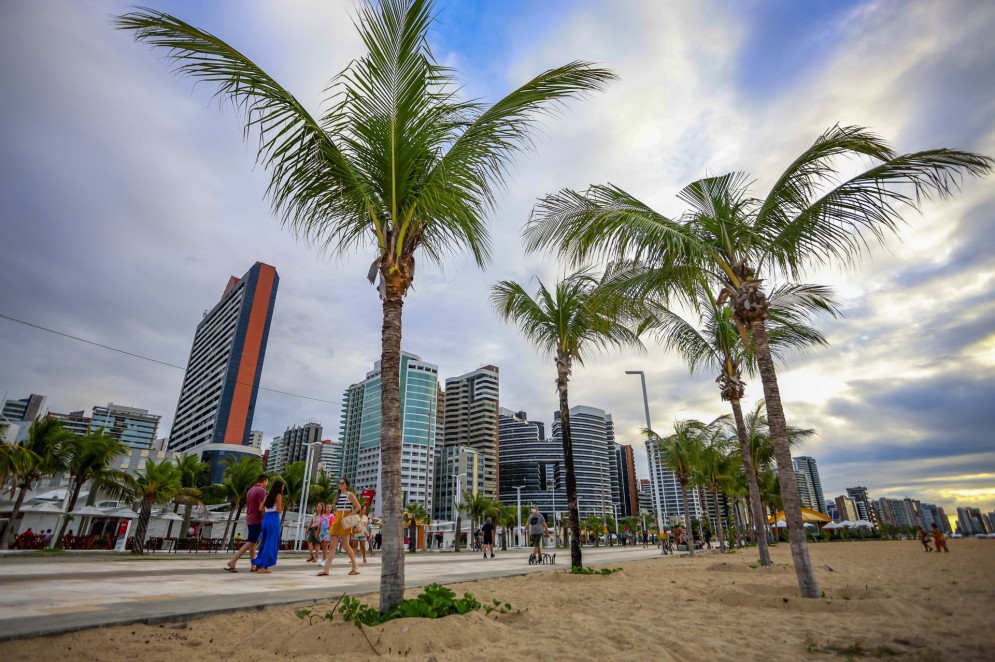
top-left (526, 506), bottom-right (549, 559)
top-left (225, 474), bottom-right (268, 573)
top-left (374, 530), bottom-right (382, 550)
top-left (481, 517), bottom-right (495, 559)
top-left (351, 505), bottom-right (370, 564)
top-left (43, 529), bottom-right (53, 545)
top-left (917, 525), bottom-right (932, 552)
top-left (253, 479), bottom-right (285, 574)
top-left (318, 503), bottom-right (333, 562)
top-left (931, 524), bottom-right (949, 553)
top-left (704, 528), bottom-right (712, 549)
top-left (305, 502), bottom-right (324, 563)
top-left (317, 478), bottom-right (361, 576)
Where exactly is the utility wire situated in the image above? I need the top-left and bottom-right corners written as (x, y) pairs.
top-left (0, 313), bottom-right (341, 406)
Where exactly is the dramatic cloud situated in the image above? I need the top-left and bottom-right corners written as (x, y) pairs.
top-left (1, 0), bottom-right (992, 521)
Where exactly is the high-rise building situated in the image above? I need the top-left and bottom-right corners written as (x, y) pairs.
top-left (2, 393), bottom-right (47, 442)
top-left (339, 352), bottom-right (439, 515)
top-left (835, 495), bottom-right (859, 522)
top-left (846, 486), bottom-right (876, 524)
top-left (434, 444), bottom-right (485, 522)
top-left (168, 262), bottom-right (277, 476)
top-left (319, 439), bottom-right (344, 478)
top-left (91, 404), bottom-right (161, 449)
top-left (825, 500), bottom-right (840, 521)
top-left (957, 507), bottom-right (990, 535)
top-left (549, 405), bottom-right (619, 519)
top-left (271, 422), bottom-right (322, 475)
top-left (497, 409), bottom-right (563, 518)
top-left (792, 456), bottom-right (826, 514)
top-left (46, 410), bottom-right (92, 437)
top-left (795, 469), bottom-right (816, 511)
top-left (636, 479), bottom-right (654, 516)
top-left (443, 366), bottom-right (499, 500)
top-left (267, 435), bottom-right (285, 472)
top-left (248, 430), bottom-right (263, 449)
top-left (615, 445), bottom-right (638, 518)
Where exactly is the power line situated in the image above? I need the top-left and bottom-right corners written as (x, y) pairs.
top-left (0, 313), bottom-right (341, 407)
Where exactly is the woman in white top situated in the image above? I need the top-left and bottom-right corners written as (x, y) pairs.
top-left (317, 477), bottom-right (361, 576)
top-left (253, 479), bottom-right (284, 573)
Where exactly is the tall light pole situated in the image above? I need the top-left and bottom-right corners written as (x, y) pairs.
top-left (452, 472), bottom-right (465, 551)
top-left (294, 441), bottom-right (324, 551)
top-left (514, 485), bottom-right (526, 548)
top-left (625, 370), bottom-right (666, 555)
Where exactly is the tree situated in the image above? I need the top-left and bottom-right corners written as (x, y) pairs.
top-left (642, 281), bottom-right (837, 565)
top-left (310, 470), bottom-right (335, 507)
top-left (0, 418), bottom-right (74, 550)
top-left (279, 461), bottom-right (307, 531)
top-left (524, 125), bottom-right (992, 597)
top-left (126, 459), bottom-right (184, 555)
top-left (497, 504), bottom-right (518, 551)
top-left (116, 0), bottom-right (612, 612)
top-left (491, 269), bottom-right (643, 569)
top-left (216, 456), bottom-right (263, 547)
top-left (54, 428), bottom-right (130, 548)
top-left (171, 454), bottom-right (209, 540)
top-left (693, 426), bottom-right (737, 553)
top-left (402, 501), bottom-right (430, 552)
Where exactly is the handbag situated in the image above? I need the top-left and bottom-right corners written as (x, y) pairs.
top-left (341, 513), bottom-right (361, 530)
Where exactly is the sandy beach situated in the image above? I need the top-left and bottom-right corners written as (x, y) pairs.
top-left (4, 539), bottom-right (992, 661)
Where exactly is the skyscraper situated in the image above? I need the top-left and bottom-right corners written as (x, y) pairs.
top-left (274, 422), bottom-right (323, 476)
top-left (169, 262), bottom-right (277, 476)
top-left (792, 456), bottom-right (826, 515)
top-left (2, 393), bottom-right (47, 442)
top-left (550, 405), bottom-right (619, 519)
top-left (443, 366), bottom-right (499, 500)
top-left (645, 434), bottom-right (693, 528)
top-left (47, 403), bottom-right (161, 449)
top-left (340, 352), bottom-right (439, 515)
top-left (615, 444), bottom-right (638, 518)
top-left (497, 409), bottom-right (562, 517)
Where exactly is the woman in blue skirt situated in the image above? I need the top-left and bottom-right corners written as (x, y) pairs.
top-left (253, 479), bottom-right (284, 573)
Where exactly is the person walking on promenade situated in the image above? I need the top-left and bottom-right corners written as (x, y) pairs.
top-left (481, 517), bottom-right (495, 559)
top-left (526, 506), bottom-right (548, 559)
top-left (704, 528), bottom-right (713, 549)
top-left (351, 505), bottom-right (370, 564)
top-left (931, 524), bottom-right (949, 553)
top-left (225, 474), bottom-right (268, 573)
top-left (317, 478), bottom-right (361, 576)
top-left (253, 479), bottom-right (285, 574)
top-left (305, 502), bottom-right (324, 562)
top-left (917, 525), bottom-right (932, 552)
top-left (318, 503), bottom-right (333, 562)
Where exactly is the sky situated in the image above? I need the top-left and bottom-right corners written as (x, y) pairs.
top-left (1, 0), bottom-right (993, 524)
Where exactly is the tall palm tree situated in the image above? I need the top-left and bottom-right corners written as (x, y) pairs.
top-left (652, 419), bottom-right (711, 557)
top-left (525, 125), bottom-right (992, 597)
top-left (0, 418), bottom-right (74, 550)
top-left (171, 454), bottom-right (209, 540)
top-left (116, 0), bottom-right (612, 612)
top-left (497, 504), bottom-right (518, 551)
top-left (54, 428), bottom-right (130, 548)
top-left (693, 425), bottom-right (737, 553)
top-left (279, 461), bottom-right (307, 532)
top-left (126, 459), bottom-right (184, 555)
top-left (217, 456), bottom-right (262, 547)
top-left (491, 269), bottom-right (643, 569)
top-left (642, 281), bottom-right (837, 565)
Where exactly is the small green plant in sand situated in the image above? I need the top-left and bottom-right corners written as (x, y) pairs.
top-left (569, 566), bottom-right (623, 575)
top-left (804, 634), bottom-right (900, 657)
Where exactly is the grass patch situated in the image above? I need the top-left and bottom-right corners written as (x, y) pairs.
top-left (569, 566), bottom-right (623, 575)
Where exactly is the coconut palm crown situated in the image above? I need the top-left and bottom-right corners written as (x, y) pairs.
top-left (116, 0), bottom-right (613, 611)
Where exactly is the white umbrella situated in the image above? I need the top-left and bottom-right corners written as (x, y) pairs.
top-left (71, 505), bottom-right (108, 517)
top-left (853, 520), bottom-right (874, 529)
top-left (839, 520), bottom-right (855, 527)
top-left (108, 507), bottom-right (140, 519)
top-left (773, 520), bottom-right (789, 528)
top-left (822, 522), bottom-right (840, 530)
top-left (155, 511), bottom-right (184, 521)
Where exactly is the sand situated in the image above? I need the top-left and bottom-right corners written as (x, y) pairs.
top-left (4, 539), bottom-right (993, 661)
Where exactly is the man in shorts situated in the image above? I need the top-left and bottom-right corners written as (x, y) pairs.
top-left (481, 517), bottom-right (495, 558)
top-left (225, 474), bottom-right (268, 572)
top-left (526, 506), bottom-right (548, 559)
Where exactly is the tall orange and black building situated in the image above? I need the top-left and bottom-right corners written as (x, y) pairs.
top-left (169, 262), bottom-right (278, 482)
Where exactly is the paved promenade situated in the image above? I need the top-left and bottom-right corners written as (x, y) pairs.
top-left (0, 545), bottom-right (669, 641)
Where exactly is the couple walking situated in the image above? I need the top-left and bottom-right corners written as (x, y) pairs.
top-left (225, 474), bottom-right (284, 573)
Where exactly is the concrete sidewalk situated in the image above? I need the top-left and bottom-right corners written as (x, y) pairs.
top-left (0, 545), bottom-right (672, 641)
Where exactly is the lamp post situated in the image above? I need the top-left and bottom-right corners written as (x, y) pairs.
top-left (514, 485), bottom-right (525, 548)
top-left (294, 441), bottom-right (324, 551)
top-left (452, 473), bottom-right (465, 551)
top-left (625, 370), bottom-right (667, 555)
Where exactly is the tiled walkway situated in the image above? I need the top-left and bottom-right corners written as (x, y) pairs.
top-left (0, 545), bottom-right (671, 640)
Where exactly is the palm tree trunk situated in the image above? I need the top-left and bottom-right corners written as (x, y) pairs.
top-left (556, 355), bottom-right (583, 570)
top-left (222, 504), bottom-right (236, 544)
top-left (379, 289), bottom-right (405, 613)
top-left (181, 501), bottom-right (194, 540)
top-left (0, 483), bottom-right (30, 549)
top-left (712, 489), bottom-right (725, 553)
top-left (454, 513), bottom-right (462, 552)
top-left (748, 319), bottom-right (819, 598)
top-left (730, 398), bottom-right (771, 566)
top-left (680, 480), bottom-right (695, 558)
top-left (165, 502), bottom-right (180, 539)
top-left (132, 498), bottom-right (152, 555)
top-left (228, 505), bottom-right (244, 550)
top-left (54, 477), bottom-right (85, 548)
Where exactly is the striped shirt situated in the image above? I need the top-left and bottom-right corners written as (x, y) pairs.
top-left (335, 492), bottom-right (351, 511)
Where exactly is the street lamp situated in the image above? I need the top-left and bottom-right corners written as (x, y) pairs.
top-left (625, 370), bottom-right (666, 555)
top-left (514, 485), bottom-right (526, 548)
top-left (452, 473), bottom-right (465, 551)
top-left (294, 441), bottom-right (325, 551)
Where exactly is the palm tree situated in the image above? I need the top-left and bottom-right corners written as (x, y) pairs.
top-left (116, 0), bottom-right (612, 613)
top-left (310, 470), bottom-right (335, 506)
top-left (53, 428), bottom-right (130, 548)
top-left (525, 126), bottom-right (992, 596)
top-left (693, 425), bottom-right (737, 553)
top-left (171, 454), bottom-right (209, 540)
top-left (652, 418), bottom-right (716, 558)
top-left (497, 504), bottom-right (518, 551)
top-left (491, 269), bottom-right (643, 569)
top-left (126, 459), bottom-right (184, 555)
top-left (0, 418), bottom-right (74, 549)
top-left (402, 501), bottom-right (430, 552)
top-left (462, 492), bottom-right (495, 539)
top-left (641, 280), bottom-right (838, 565)
top-left (279, 461), bottom-right (307, 532)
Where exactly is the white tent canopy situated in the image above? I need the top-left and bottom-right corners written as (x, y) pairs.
top-left (823, 522), bottom-right (841, 530)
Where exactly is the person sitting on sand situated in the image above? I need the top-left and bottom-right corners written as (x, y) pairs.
top-left (917, 526), bottom-right (932, 552)
top-left (931, 524), bottom-right (948, 553)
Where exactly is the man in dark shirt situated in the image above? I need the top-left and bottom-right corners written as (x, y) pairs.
top-left (225, 474), bottom-right (268, 572)
top-left (481, 517), bottom-right (495, 559)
